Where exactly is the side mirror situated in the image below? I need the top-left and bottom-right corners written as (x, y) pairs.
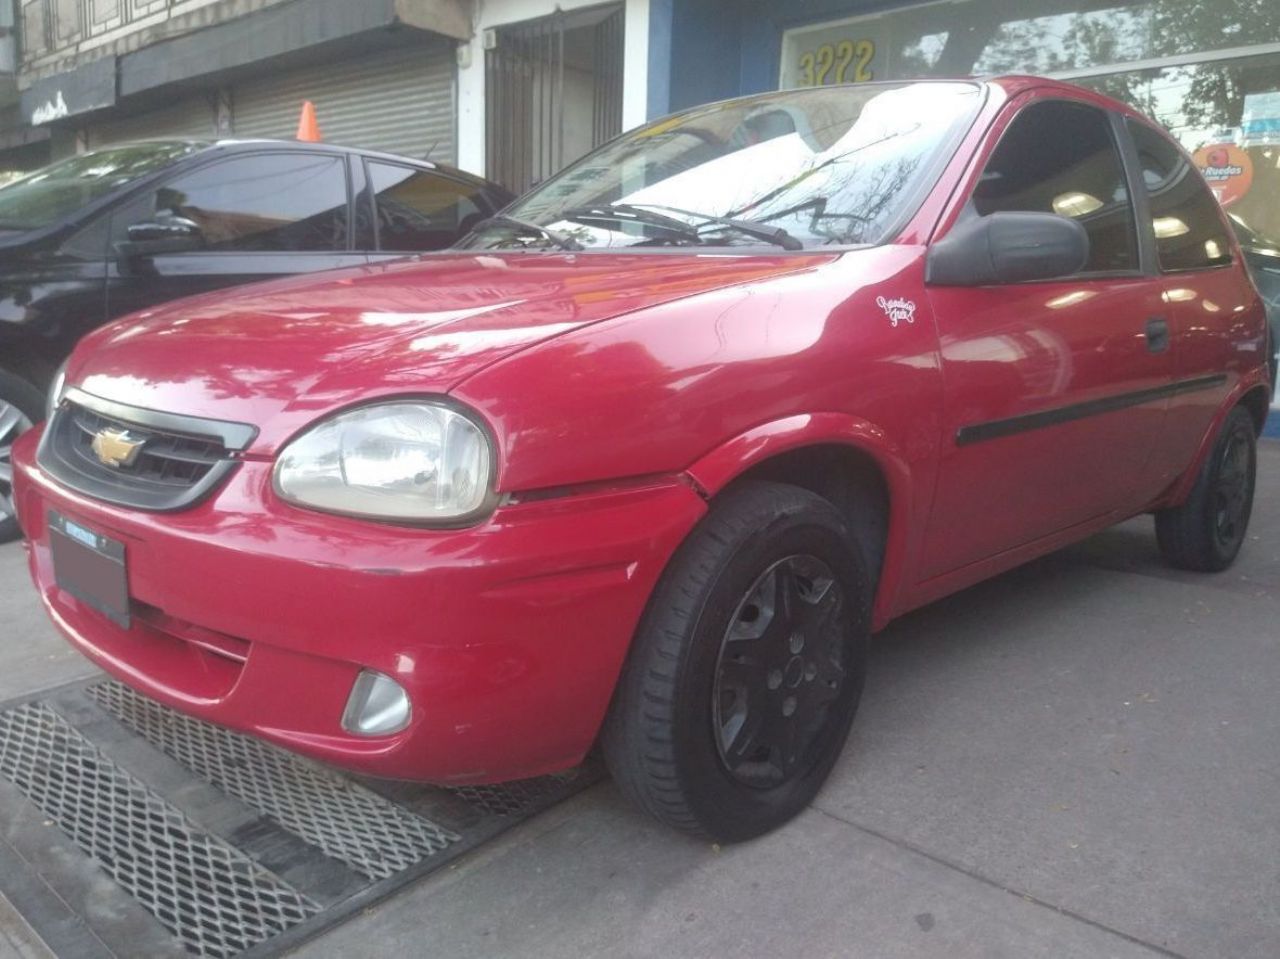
top-left (926, 211), bottom-right (1089, 286)
top-left (115, 213), bottom-right (204, 267)
top-left (126, 212), bottom-right (202, 243)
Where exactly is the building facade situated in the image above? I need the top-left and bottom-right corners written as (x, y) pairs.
top-left (3, 0), bottom-right (1278, 237)
top-left (0, 0), bottom-right (662, 191)
top-left (2, 0), bottom-right (471, 176)
top-left (652, 0), bottom-right (1280, 245)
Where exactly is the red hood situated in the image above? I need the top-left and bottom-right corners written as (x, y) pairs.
top-left (73, 251), bottom-right (836, 454)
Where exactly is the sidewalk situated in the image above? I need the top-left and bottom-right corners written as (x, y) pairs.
top-left (0, 899), bottom-right (52, 959)
top-left (304, 442), bottom-right (1280, 958)
top-left (2, 443), bottom-right (1278, 958)
top-left (0, 543), bottom-right (94, 959)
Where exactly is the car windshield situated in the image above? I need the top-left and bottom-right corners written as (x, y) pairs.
top-left (459, 81), bottom-right (983, 253)
top-left (0, 141), bottom-right (202, 231)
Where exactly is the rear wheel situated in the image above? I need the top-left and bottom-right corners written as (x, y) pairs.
top-left (0, 370), bottom-right (42, 543)
top-left (1155, 406), bottom-right (1257, 572)
top-left (602, 481), bottom-right (871, 842)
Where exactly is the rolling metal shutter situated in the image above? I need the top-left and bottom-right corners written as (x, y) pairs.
top-left (88, 95), bottom-right (218, 148)
top-left (231, 43), bottom-right (456, 163)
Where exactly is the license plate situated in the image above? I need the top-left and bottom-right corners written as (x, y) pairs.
top-left (48, 511), bottom-right (130, 629)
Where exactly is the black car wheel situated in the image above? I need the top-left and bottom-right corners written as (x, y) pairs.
top-left (1156, 406), bottom-right (1257, 572)
top-left (0, 370), bottom-right (43, 543)
top-left (602, 481), bottom-right (871, 842)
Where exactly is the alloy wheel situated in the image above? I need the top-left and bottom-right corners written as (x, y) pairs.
top-left (1212, 426), bottom-right (1253, 549)
top-left (712, 554), bottom-right (848, 788)
top-left (0, 400), bottom-right (34, 525)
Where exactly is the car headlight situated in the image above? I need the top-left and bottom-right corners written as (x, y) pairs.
top-left (274, 401), bottom-right (495, 524)
top-left (46, 360), bottom-right (69, 420)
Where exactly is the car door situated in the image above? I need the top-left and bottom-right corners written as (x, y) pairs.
top-left (104, 151), bottom-right (365, 320)
top-left (360, 160), bottom-right (502, 261)
top-left (1125, 118), bottom-right (1264, 484)
top-left (919, 96), bottom-right (1173, 580)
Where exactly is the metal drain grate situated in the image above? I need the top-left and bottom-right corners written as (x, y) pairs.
top-left (0, 701), bottom-right (318, 959)
top-left (450, 771), bottom-right (584, 816)
top-left (89, 681), bottom-right (461, 880)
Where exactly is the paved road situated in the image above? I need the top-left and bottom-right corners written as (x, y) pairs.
top-left (2, 442), bottom-right (1277, 958)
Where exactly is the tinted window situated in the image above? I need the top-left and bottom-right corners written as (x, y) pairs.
top-left (368, 163), bottom-right (490, 251)
top-left (145, 154), bottom-right (349, 252)
top-left (0, 141), bottom-right (200, 231)
top-left (973, 101), bottom-right (1137, 274)
top-left (60, 215), bottom-right (112, 260)
top-left (1127, 120), bottom-right (1233, 272)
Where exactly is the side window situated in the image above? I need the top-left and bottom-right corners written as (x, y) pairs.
top-left (1127, 121), bottom-right (1232, 272)
top-left (367, 162), bottom-right (490, 252)
top-left (60, 215), bottom-right (112, 260)
top-left (972, 101), bottom-right (1138, 274)
top-left (128, 154), bottom-right (349, 252)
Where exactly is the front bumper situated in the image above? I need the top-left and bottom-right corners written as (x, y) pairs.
top-left (12, 427), bottom-right (706, 783)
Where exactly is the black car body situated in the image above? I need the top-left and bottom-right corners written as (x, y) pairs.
top-left (1231, 216), bottom-right (1280, 396)
top-left (0, 138), bottom-right (513, 538)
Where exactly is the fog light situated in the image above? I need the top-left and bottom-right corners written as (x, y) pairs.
top-left (342, 670), bottom-right (411, 736)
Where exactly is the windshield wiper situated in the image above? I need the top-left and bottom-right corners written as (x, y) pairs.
top-left (625, 203), bottom-right (804, 251)
top-left (560, 203), bottom-right (702, 244)
top-left (477, 214), bottom-right (584, 252)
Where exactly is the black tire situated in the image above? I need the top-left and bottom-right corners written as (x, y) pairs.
top-left (0, 369), bottom-right (44, 544)
top-left (602, 481), bottom-right (871, 842)
top-left (1155, 406), bottom-right (1257, 572)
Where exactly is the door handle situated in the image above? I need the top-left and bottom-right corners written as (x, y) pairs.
top-left (1144, 316), bottom-right (1170, 353)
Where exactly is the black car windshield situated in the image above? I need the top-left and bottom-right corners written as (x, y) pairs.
top-left (460, 81), bottom-right (982, 252)
top-left (0, 141), bottom-right (202, 231)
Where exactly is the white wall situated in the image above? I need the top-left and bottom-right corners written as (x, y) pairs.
top-left (456, 0), bottom-right (650, 176)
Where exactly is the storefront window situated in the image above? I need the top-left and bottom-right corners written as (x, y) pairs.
top-left (1076, 53), bottom-right (1280, 244)
top-left (780, 0), bottom-right (1280, 90)
top-left (779, 2), bottom-right (1280, 256)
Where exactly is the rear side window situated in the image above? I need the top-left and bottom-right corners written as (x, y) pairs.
top-left (972, 100), bottom-right (1138, 274)
top-left (1127, 121), bottom-right (1233, 272)
top-left (367, 162), bottom-right (492, 252)
top-left (144, 154), bottom-right (349, 252)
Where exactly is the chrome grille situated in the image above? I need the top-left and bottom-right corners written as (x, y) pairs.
top-left (68, 405), bottom-right (225, 488)
top-left (37, 391), bottom-right (253, 512)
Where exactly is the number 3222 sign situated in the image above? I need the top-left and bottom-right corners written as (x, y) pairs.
top-left (795, 38), bottom-right (876, 87)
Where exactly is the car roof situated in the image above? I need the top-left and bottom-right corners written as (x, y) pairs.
top-left (983, 75), bottom-right (1157, 122)
top-left (0, 137), bottom-right (511, 251)
top-left (683, 76), bottom-right (1153, 128)
top-left (157, 137), bottom-right (501, 189)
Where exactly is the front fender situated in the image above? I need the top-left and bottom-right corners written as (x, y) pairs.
top-left (683, 412), bottom-right (920, 631)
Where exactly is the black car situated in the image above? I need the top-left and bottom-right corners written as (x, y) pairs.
top-left (0, 139), bottom-right (514, 539)
top-left (1230, 215), bottom-right (1280, 396)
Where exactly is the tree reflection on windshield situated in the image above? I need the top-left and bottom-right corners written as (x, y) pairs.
top-left (460, 82), bottom-right (980, 252)
top-left (0, 142), bottom-right (200, 231)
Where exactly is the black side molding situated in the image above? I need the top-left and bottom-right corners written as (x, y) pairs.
top-left (955, 374), bottom-right (1227, 447)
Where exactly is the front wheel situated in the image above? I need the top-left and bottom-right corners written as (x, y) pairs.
top-left (0, 370), bottom-right (43, 544)
top-left (1155, 406), bottom-right (1257, 572)
top-left (602, 481), bottom-right (871, 842)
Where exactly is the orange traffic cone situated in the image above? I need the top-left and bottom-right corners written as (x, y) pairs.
top-left (296, 100), bottom-right (322, 142)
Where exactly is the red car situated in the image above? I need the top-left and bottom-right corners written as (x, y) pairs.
top-left (12, 77), bottom-right (1270, 842)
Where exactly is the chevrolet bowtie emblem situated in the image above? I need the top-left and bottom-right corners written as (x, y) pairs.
top-left (91, 428), bottom-right (145, 469)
